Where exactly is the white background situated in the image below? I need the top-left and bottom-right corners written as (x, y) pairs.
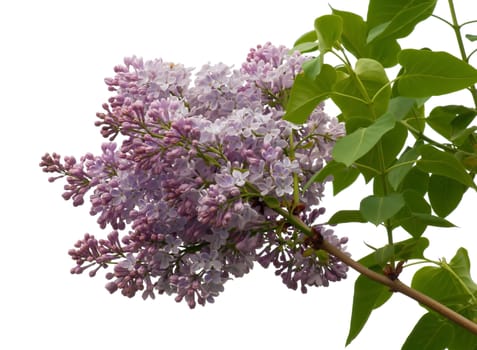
top-left (1, 1), bottom-right (476, 349)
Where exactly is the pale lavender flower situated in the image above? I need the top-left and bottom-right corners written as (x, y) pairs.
top-left (41, 43), bottom-right (347, 308)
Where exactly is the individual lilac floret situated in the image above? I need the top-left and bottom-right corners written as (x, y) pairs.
top-left (41, 43), bottom-right (348, 308)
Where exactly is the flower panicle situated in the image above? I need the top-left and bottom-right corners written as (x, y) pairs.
top-left (41, 42), bottom-right (348, 308)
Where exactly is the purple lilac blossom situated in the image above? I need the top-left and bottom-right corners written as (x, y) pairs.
top-left (40, 42), bottom-right (348, 308)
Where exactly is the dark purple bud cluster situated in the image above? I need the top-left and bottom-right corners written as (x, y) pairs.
top-left (41, 43), bottom-right (348, 308)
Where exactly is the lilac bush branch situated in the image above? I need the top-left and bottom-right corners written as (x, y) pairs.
top-left (274, 206), bottom-right (477, 335)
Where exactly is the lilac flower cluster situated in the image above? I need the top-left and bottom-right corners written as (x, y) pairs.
top-left (40, 42), bottom-right (348, 308)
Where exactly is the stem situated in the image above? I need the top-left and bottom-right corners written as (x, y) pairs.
top-left (324, 238), bottom-right (477, 335)
top-left (448, 0), bottom-right (477, 107)
top-left (274, 207), bottom-right (477, 335)
top-left (399, 120), bottom-right (457, 153)
top-left (461, 19), bottom-right (477, 27)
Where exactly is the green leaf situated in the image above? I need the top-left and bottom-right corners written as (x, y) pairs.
top-left (398, 49), bottom-right (477, 97)
top-left (366, 0), bottom-right (436, 43)
top-left (448, 315), bottom-right (477, 349)
top-left (428, 175), bottom-right (468, 217)
top-left (448, 247), bottom-right (477, 294)
top-left (368, 38), bottom-right (401, 67)
top-left (304, 160), bottom-right (360, 195)
top-left (332, 112), bottom-right (396, 167)
top-left (331, 7), bottom-right (401, 67)
top-left (346, 274), bottom-right (393, 345)
top-left (392, 190), bottom-right (431, 237)
top-left (327, 210), bottom-right (366, 225)
top-left (332, 59), bottom-right (391, 120)
top-left (357, 122), bottom-right (408, 182)
top-left (360, 193), bottom-right (405, 225)
top-left (387, 147), bottom-right (419, 190)
top-left (314, 15), bottom-right (343, 54)
top-left (284, 64), bottom-right (336, 124)
top-left (400, 167), bottom-right (429, 195)
top-left (293, 30), bottom-right (317, 48)
top-left (411, 213), bottom-right (455, 228)
top-left (417, 145), bottom-right (475, 188)
top-left (359, 237), bottom-right (429, 268)
top-left (412, 248), bottom-right (477, 306)
top-left (427, 105), bottom-right (477, 142)
top-left (302, 56), bottom-right (322, 79)
top-left (466, 34), bottom-right (477, 42)
top-left (292, 41), bottom-right (318, 54)
top-left (331, 8), bottom-right (368, 58)
top-left (402, 312), bottom-right (453, 350)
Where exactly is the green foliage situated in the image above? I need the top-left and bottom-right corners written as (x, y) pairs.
top-left (284, 64), bottom-right (336, 124)
top-left (287, 0), bottom-right (477, 347)
top-left (332, 111), bottom-right (396, 167)
top-left (398, 49), bottom-right (477, 97)
top-left (366, 0), bottom-right (437, 43)
top-left (408, 248), bottom-right (477, 348)
top-left (348, 238), bottom-right (430, 344)
top-left (360, 193), bottom-right (404, 226)
top-left (402, 312), bottom-right (454, 350)
top-left (416, 145), bottom-right (475, 188)
top-left (428, 175), bottom-right (467, 217)
top-left (427, 105), bottom-right (477, 146)
top-left (327, 210), bottom-right (366, 225)
top-left (314, 15), bottom-right (342, 55)
top-left (346, 273), bottom-right (392, 345)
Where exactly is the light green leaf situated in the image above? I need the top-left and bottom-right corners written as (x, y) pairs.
top-left (328, 210), bottom-right (366, 225)
top-left (331, 8), bottom-right (367, 58)
top-left (466, 34), bottom-right (477, 42)
top-left (302, 56), bottom-right (322, 79)
top-left (387, 147), bottom-right (419, 190)
top-left (402, 313), bottom-right (453, 350)
top-left (331, 7), bottom-right (401, 67)
top-left (360, 193), bottom-right (405, 225)
top-left (367, 0), bottom-right (437, 42)
top-left (332, 112), bottom-right (396, 167)
top-left (346, 274), bottom-right (392, 345)
top-left (355, 58), bottom-right (389, 86)
top-left (428, 175), bottom-right (468, 217)
top-left (284, 64), bottom-right (336, 124)
top-left (356, 122), bottom-right (408, 182)
top-left (292, 41), bottom-right (318, 54)
top-left (293, 30), bottom-right (317, 48)
top-left (448, 247), bottom-right (477, 294)
top-left (398, 49), bottom-right (477, 97)
top-left (314, 15), bottom-right (343, 54)
top-left (416, 145), bottom-right (475, 188)
top-left (332, 58), bottom-right (391, 120)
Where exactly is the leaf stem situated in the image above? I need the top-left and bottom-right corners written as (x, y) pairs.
top-left (440, 260), bottom-right (477, 303)
top-left (399, 120), bottom-right (457, 153)
top-left (274, 206), bottom-right (477, 335)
